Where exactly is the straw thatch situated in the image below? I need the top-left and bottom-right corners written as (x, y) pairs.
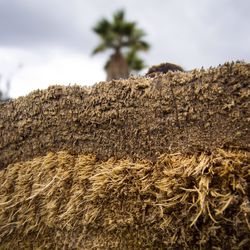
top-left (0, 149), bottom-right (249, 249)
top-left (0, 61), bottom-right (249, 249)
top-left (0, 62), bottom-right (249, 170)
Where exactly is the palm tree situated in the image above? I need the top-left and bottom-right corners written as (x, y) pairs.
top-left (92, 10), bottom-right (150, 81)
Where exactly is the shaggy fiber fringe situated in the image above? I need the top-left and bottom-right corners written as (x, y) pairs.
top-left (0, 149), bottom-right (249, 249)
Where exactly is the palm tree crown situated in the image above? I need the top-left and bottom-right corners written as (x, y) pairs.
top-left (92, 10), bottom-right (150, 80)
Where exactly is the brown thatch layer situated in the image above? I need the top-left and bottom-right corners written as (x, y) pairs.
top-left (0, 62), bottom-right (250, 169)
top-left (0, 150), bottom-right (249, 249)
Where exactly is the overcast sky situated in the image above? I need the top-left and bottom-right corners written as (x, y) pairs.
top-left (0, 0), bottom-right (249, 98)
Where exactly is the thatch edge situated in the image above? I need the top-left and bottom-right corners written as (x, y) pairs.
top-left (0, 149), bottom-right (249, 249)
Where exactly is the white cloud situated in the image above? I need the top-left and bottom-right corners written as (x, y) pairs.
top-left (0, 0), bottom-right (249, 98)
top-left (0, 47), bottom-right (105, 98)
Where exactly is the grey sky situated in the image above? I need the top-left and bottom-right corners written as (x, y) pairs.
top-left (0, 0), bottom-right (249, 97)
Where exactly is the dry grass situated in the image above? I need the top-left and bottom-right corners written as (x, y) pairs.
top-left (0, 149), bottom-right (249, 249)
top-left (0, 61), bottom-right (249, 169)
top-left (0, 61), bottom-right (249, 249)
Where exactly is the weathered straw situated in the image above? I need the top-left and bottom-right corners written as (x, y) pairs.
top-left (0, 149), bottom-right (249, 249)
top-left (0, 61), bottom-right (249, 249)
top-left (0, 62), bottom-right (249, 169)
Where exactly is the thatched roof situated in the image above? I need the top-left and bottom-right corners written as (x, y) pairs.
top-left (0, 149), bottom-right (249, 249)
top-left (0, 61), bottom-right (249, 249)
top-left (0, 62), bottom-right (249, 170)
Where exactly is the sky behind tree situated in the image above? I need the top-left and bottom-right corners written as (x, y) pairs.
top-left (0, 0), bottom-right (249, 98)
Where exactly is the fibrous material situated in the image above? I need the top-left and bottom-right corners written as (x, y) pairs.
top-left (0, 61), bottom-right (249, 249)
top-left (0, 150), bottom-right (249, 249)
top-left (0, 62), bottom-right (249, 169)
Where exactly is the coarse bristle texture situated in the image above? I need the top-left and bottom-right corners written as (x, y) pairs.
top-left (0, 61), bottom-right (249, 169)
top-left (0, 149), bottom-right (249, 249)
top-left (0, 61), bottom-right (249, 249)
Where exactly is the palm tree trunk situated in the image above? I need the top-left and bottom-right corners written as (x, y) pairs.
top-left (106, 50), bottom-right (129, 81)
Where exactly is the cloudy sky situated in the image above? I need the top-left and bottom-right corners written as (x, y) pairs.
top-left (0, 0), bottom-right (249, 98)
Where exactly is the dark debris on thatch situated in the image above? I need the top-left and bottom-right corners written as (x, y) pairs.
top-left (146, 62), bottom-right (184, 78)
top-left (0, 149), bottom-right (249, 249)
top-left (0, 61), bottom-right (249, 169)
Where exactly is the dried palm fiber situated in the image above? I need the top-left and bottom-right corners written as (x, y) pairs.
top-left (0, 61), bottom-right (249, 170)
top-left (0, 149), bottom-right (249, 249)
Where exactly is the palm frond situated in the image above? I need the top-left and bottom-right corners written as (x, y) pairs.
top-left (93, 19), bottom-right (111, 37)
top-left (126, 50), bottom-right (146, 71)
top-left (113, 10), bottom-right (125, 23)
top-left (92, 43), bottom-right (108, 55)
top-left (133, 40), bottom-right (150, 51)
